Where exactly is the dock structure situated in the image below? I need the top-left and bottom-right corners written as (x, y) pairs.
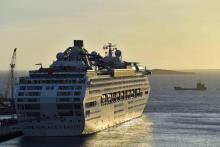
top-left (0, 118), bottom-right (22, 142)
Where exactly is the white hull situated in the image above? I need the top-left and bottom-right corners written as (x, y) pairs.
top-left (16, 73), bottom-right (150, 136)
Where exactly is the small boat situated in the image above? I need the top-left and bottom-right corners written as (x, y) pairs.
top-left (174, 82), bottom-right (207, 91)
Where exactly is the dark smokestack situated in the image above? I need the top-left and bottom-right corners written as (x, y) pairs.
top-left (74, 40), bottom-right (84, 48)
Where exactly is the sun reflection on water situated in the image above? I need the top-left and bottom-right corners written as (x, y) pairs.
top-left (9, 114), bottom-right (154, 147)
top-left (83, 114), bottom-right (154, 147)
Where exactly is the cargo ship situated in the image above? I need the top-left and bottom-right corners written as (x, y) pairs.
top-left (174, 82), bottom-right (207, 91)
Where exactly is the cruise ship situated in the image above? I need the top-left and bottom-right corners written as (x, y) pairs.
top-left (15, 40), bottom-right (151, 136)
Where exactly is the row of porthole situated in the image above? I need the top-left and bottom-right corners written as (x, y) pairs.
top-left (101, 91), bottom-right (144, 106)
top-left (128, 103), bottom-right (146, 109)
top-left (91, 79), bottom-right (147, 88)
top-left (19, 78), bottom-right (85, 84)
top-left (24, 125), bottom-right (81, 130)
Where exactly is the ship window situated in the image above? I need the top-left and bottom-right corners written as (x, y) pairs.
top-left (78, 79), bottom-right (85, 84)
top-left (71, 80), bottom-right (76, 83)
top-left (20, 86), bottom-right (26, 90)
top-left (131, 90), bottom-right (134, 97)
top-left (74, 103), bottom-right (81, 109)
top-left (18, 92), bottom-right (24, 96)
top-left (74, 98), bottom-right (80, 102)
top-left (74, 91), bottom-right (81, 96)
top-left (56, 98), bottom-right (71, 102)
top-left (46, 86), bottom-right (54, 90)
top-left (145, 91), bottom-right (148, 94)
top-left (25, 92), bottom-right (41, 96)
top-left (75, 111), bottom-right (82, 116)
top-left (116, 92), bottom-right (120, 99)
top-left (135, 88), bottom-right (141, 97)
top-left (25, 104), bottom-right (40, 110)
top-left (57, 92), bottom-right (72, 96)
top-left (26, 112), bottom-right (40, 117)
top-left (86, 110), bottom-right (90, 117)
top-left (19, 78), bottom-right (26, 84)
top-left (101, 94), bottom-right (108, 105)
top-left (85, 101), bottom-right (97, 108)
top-left (17, 104), bottom-right (24, 110)
top-left (120, 91), bottom-right (124, 99)
top-left (17, 98), bottom-right (23, 102)
top-left (57, 104), bottom-right (73, 110)
top-left (75, 86), bottom-right (82, 90)
top-left (58, 86), bottom-right (74, 90)
top-left (134, 89), bottom-right (137, 97)
top-left (27, 86), bottom-right (42, 90)
top-left (58, 111), bottom-right (73, 116)
top-left (46, 80), bottom-right (51, 84)
top-left (27, 98), bottom-right (40, 102)
top-left (33, 80), bottom-right (40, 84)
top-left (112, 93), bottom-right (116, 98)
top-left (124, 91), bottom-right (128, 99)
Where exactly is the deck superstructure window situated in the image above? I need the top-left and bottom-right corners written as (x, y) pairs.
top-left (74, 103), bottom-right (81, 109)
top-left (57, 103), bottom-right (73, 110)
top-left (100, 88), bottom-right (144, 105)
top-left (74, 98), bottom-right (80, 102)
top-left (17, 98), bottom-right (23, 102)
top-left (57, 92), bottom-right (72, 96)
top-left (75, 111), bottom-right (82, 116)
top-left (58, 111), bottom-right (73, 116)
top-left (25, 92), bottom-right (41, 96)
top-left (56, 98), bottom-right (71, 102)
top-left (58, 86), bottom-right (75, 90)
top-left (19, 77), bottom-right (84, 85)
top-left (26, 112), bottom-right (40, 117)
top-left (27, 86), bottom-right (42, 90)
top-left (74, 91), bottom-right (81, 96)
top-left (20, 86), bottom-right (26, 90)
top-left (75, 86), bottom-right (82, 90)
top-left (85, 101), bottom-right (97, 108)
top-left (27, 98), bottom-right (40, 102)
top-left (18, 92), bottom-right (24, 96)
top-left (17, 104), bottom-right (24, 110)
top-left (78, 79), bottom-right (85, 84)
top-left (46, 86), bottom-right (54, 90)
top-left (25, 104), bottom-right (40, 110)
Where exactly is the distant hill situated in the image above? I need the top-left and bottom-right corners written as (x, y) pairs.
top-left (181, 69), bottom-right (220, 74)
top-left (151, 69), bottom-right (195, 75)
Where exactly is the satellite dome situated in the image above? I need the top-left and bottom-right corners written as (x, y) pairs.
top-left (56, 52), bottom-right (64, 60)
top-left (115, 49), bottom-right (122, 58)
top-left (91, 51), bottom-right (98, 56)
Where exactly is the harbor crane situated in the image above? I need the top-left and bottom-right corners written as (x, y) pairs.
top-left (4, 48), bottom-right (17, 101)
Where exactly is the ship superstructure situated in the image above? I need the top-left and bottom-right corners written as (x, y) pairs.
top-left (15, 40), bottom-right (151, 136)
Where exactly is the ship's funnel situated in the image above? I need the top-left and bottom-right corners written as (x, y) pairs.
top-left (74, 40), bottom-right (84, 48)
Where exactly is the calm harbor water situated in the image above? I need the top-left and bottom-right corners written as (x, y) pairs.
top-left (1, 72), bottom-right (220, 147)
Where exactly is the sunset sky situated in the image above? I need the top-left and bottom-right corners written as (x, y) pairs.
top-left (0, 0), bottom-right (220, 70)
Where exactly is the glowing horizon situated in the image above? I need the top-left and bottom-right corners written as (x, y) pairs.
top-left (0, 0), bottom-right (220, 70)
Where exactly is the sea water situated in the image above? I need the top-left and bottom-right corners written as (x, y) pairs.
top-left (0, 71), bottom-right (220, 147)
